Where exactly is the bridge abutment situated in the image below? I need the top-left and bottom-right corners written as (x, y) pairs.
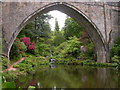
top-left (96, 45), bottom-right (110, 63)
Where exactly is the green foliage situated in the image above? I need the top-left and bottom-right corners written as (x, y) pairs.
top-left (82, 60), bottom-right (118, 67)
top-left (10, 13), bottom-right (53, 58)
top-left (111, 55), bottom-right (120, 63)
top-left (65, 36), bottom-right (82, 57)
top-left (2, 82), bottom-right (16, 88)
top-left (2, 77), bottom-right (34, 89)
top-left (111, 46), bottom-right (120, 56)
top-left (13, 56), bottom-right (49, 72)
top-left (10, 42), bottom-right (20, 60)
top-left (18, 14), bottom-right (52, 42)
top-left (53, 32), bottom-right (65, 46)
top-left (54, 18), bottom-right (60, 33)
top-left (85, 42), bottom-right (94, 57)
top-left (64, 17), bottom-right (84, 39)
top-left (18, 63), bottom-right (34, 73)
top-left (111, 37), bottom-right (120, 56)
top-left (111, 37), bottom-right (120, 69)
top-left (10, 38), bottom-right (27, 60)
top-left (3, 71), bottom-right (18, 81)
top-left (19, 42), bottom-right (27, 52)
top-left (2, 56), bottom-right (10, 70)
top-left (3, 56), bottom-right (49, 84)
top-left (53, 36), bottom-right (94, 61)
top-left (54, 42), bottom-right (67, 55)
top-left (51, 18), bottom-right (66, 46)
top-left (2, 76), bottom-right (6, 83)
top-left (28, 86), bottom-right (36, 89)
top-left (35, 43), bottom-right (51, 56)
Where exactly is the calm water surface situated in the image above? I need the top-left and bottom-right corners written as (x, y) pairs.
top-left (15, 65), bottom-right (119, 88)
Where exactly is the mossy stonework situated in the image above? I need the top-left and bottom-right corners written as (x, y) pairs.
top-left (1, 1), bottom-right (120, 63)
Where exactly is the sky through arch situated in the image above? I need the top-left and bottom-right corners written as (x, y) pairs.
top-left (48, 10), bottom-right (67, 30)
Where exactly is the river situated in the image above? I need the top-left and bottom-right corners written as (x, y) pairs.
top-left (15, 64), bottom-right (119, 88)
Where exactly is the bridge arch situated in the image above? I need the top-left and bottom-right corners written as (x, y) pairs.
top-left (9, 2), bottom-right (109, 63)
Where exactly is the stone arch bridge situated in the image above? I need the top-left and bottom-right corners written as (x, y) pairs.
top-left (1, 1), bottom-right (120, 63)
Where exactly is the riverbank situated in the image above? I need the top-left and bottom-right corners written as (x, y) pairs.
top-left (1, 57), bottom-right (25, 73)
top-left (2, 64), bottom-right (119, 88)
top-left (1, 55), bottom-right (120, 88)
top-left (1, 55), bottom-right (119, 80)
top-left (2, 55), bottom-right (119, 73)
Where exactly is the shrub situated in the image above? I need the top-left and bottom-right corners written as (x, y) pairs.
top-left (53, 42), bottom-right (67, 56)
top-left (111, 37), bottom-right (120, 68)
top-left (111, 37), bottom-right (120, 56)
top-left (111, 55), bottom-right (120, 63)
top-left (35, 43), bottom-right (51, 56)
top-left (2, 82), bottom-right (16, 88)
top-left (3, 71), bottom-right (18, 81)
top-left (65, 36), bottom-right (83, 57)
top-left (10, 38), bottom-right (27, 60)
top-left (10, 37), bottom-right (35, 58)
top-left (28, 42), bottom-right (35, 50)
top-left (53, 32), bottom-right (65, 46)
top-left (2, 56), bottom-right (10, 70)
top-left (20, 37), bottom-right (35, 51)
top-left (86, 42), bottom-right (94, 56)
top-left (20, 37), bottom-right (30, 46)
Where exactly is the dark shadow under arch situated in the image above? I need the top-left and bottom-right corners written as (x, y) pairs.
top-left (9, 2), bottom-right (109, 63)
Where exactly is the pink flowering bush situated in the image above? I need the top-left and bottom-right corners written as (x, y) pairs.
top-left (10, 37), bottom-right (35, 60)
top-left (10, 38), bottom-right (27, 60)
top-left (15, 38), bottom-right (27, 53)
top-left (28, 45), bottom-right (35, 50)
top-left (28, 42), bottom-right (35, 50)
top-left (25, 41), bottom-right (31, 46)
top-left (20, 37), bottom-right (35, 51)
top-left (20, 37), bottom-right (30, 46)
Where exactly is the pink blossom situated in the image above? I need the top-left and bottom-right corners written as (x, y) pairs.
top-left (19, 51), bottom-right (23, 53)
top-left (30, 42), bottom-right (35, 45)
top-left (28, 44), bottom-right (35, 50)
top-left (20, 37), bottom-right (35, 51)
top-left (20, 37), bottom-right (30, 45)
top-left (25, 41), bottom-right (31, 46)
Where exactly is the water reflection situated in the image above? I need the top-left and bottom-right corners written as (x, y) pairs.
top-left (15, 65), bottom-right (119, 88)
top-left (37, 82), bottom-right (40, 88)
top-left (49, 64), bottom-right (56, 69)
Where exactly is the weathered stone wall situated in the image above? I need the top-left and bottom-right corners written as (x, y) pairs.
top-left (105, 2), bottom-right (120, 49)
top-left (1, 1), bottom-right (120, 62)
top-left (115, 2), bottom-right (120, 46)
top-left (0, 1), bottom-right (2, 56)
top-left (2, 2), bottom-right (106, 52)
top-left (118, 2), bottom-right (120, 37)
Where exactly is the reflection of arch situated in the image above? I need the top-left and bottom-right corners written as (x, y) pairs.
top-left (9, 2), bottom-right (109, 63)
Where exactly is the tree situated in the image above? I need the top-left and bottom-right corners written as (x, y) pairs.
top-left (34, 14), bottom-right (52, 38)
top-left (63, 17), bottom-right (84, 40)
top-left (54, 18), bottom-right (60, 35)
top-left (18, 13), bottom-right (52, 42)
top-left (53, 32), bottom-right (65, 46)
top-left (52, 18), bottom-right (65, 46)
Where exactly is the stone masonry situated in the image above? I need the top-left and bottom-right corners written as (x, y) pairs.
top-left (1, 1), bottom-right (120, 63)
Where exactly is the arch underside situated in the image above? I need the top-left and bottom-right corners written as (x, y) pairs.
top-left (8, 2), bottom-right (109, 63)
